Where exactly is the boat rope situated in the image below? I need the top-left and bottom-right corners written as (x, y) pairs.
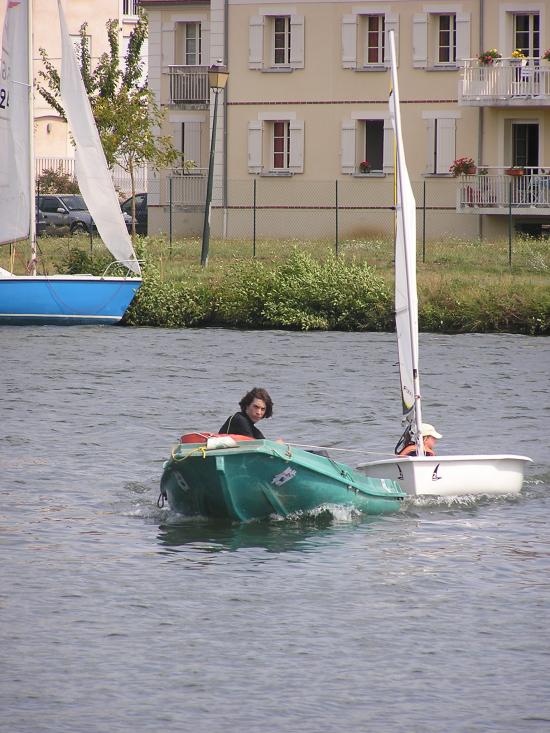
top-left (170, 445), bottom-right (207, 462)
top-left (286, 442), bottom-right (396, 458)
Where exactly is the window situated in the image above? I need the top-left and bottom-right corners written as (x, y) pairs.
top-left (413, 9), bottom-right (470, 68)
top-left (273, 121), bottom-right (290, 169)
top-left (511, 123), bottom-right (539, 168)
top-left (340, 116), bottom-right (394, 174)
top-left (364, 120), bottom-right (384, 171)
top-left (342, 12), bottom-right (398, 69)
top-left (364, 15), bottom-right (385, 65)
top-left (184, 23), bottom-right (202, 66)
top-left (438, 14), bottom-right (456, 64)
top-left (423, 114), bottom-right (458, 174)
top-left (249, 14), bottom-right (304, 70)
top-left (513, 14), bottom-right (539, 58)
top-left (122, 1), bottom-right (139, 16)
top-left (273, 17), bottom-right (291, 65)
top-left (248, 116), bottom-right (304, 174)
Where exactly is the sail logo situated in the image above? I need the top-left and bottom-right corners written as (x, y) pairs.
top-left (432, 464), bottom-right (442, 481)
top-left (175, 473), bottom-right (191, 493)
top-left (272, 467), bottom-right (296, 487)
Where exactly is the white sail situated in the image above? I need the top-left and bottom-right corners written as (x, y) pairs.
top-left (388, 31), bottom-right (423, 450)
top-left (0, 0), bottom-right (31, 245)
top-left (57, 0), bottom-right (140, 275)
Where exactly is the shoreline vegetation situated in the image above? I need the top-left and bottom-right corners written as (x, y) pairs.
top-left (2, 234), bottom-right (549, 334)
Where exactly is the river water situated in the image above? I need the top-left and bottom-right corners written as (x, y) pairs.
top-left (1, 328), bottom-right (549, 733)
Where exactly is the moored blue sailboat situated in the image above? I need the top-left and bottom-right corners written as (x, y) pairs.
top-left (0, 0), bottom-right (141, 325)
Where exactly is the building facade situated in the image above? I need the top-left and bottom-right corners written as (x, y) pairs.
top-left (141, 0), bottom-right (550, 239)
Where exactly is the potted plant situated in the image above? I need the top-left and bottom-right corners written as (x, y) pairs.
top-left (449, 156), bottom-right (477, 176)
top-left (478, 48), bottom-right (501, 65)
top-left (511, 49), bottom-right (526, 66)
top-left (543, 49), bottom-right (550, 62)
top-left (359, 160), bottom-right (371, 174)
top-left (505, 166), bottom-right (525, 176)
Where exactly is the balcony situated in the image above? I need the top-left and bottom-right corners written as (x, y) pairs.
top-left (456, 169), bottom-right (550, 215)
top-left (167, 66), bottom-right (209, 107)
top-left (166, 168), bottom-right (208, 207)
top-left (459, 59), bottom-right (550, 106)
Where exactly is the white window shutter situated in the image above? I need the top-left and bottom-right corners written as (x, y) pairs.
top-left (436, 118), bottom-right (456, 174)
top-left (412, 13), bottom-right (428, 68)
top-left (248, 120), bottom-right (263, 173)
top-left (385, 13), bottom-right (399, 65)
top-left (425, 118), bottom-right (435, 173)
top-left (290, 15), bottom-right (305, 69)
top-left (341, 120), bottom-right (356, 174)
top-left (342, 15), bottom-right (357, 69)
top-left (456, 12), bottom-right (471, 65)
top-left (289, 120), bottom-right (304, 173)
top-left (249, 15), bottom-right (264, 70)
top-left (383, 117), bottom-right (394, 173)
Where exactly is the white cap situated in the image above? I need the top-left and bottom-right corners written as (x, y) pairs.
top-left (421, 423), bottom-right (442, 440)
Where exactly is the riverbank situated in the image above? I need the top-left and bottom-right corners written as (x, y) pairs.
top-left (3, 235), bottom-right (549, 333)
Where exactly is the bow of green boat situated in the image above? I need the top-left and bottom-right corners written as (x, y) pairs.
top-left (160, 438), bottom-right (405, 521)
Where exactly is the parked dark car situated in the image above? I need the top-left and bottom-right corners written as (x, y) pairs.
top-left (35, 194), bottom-right (132, 236)
top-left (121, 193), bottom-right (147, 235)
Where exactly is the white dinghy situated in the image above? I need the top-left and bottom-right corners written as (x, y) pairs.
top-left (357, 32), bottom-right (532, 498)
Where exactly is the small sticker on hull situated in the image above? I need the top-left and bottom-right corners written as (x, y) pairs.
top-left (271, 467), bottom-right (297, 486)
top-left (432, 463), bottom-right (442, 481)
top-left (175, 472), bottom-right (191, 492)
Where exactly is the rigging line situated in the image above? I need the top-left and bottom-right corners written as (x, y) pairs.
top-left (286, 442), bottom-right (396, 457)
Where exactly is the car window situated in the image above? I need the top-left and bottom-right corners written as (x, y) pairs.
top-left (60, 195), bottom-right (87, 211)
top-left (40, 196), bottom-right (63, 213)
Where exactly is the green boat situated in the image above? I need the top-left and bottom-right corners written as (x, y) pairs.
top-left (160, 436), bottom-right (406, 521)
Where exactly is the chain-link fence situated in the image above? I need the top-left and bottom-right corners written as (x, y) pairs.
top-left (150, 177), bottom-right (549, 272)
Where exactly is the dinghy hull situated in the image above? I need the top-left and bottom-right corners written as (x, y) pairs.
top-left (0, 275), bottom-right (141, 324)
top-left (357, 454), bottom-right (532, 497)
top-left (161, 439), bottom-right (405, 521)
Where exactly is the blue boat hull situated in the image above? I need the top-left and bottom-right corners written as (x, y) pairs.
top-left (0, 275), bottom-right (142, 325)
top-left (161, 439), bottom-right (406, 521)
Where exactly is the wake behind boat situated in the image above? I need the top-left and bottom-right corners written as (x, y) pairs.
top-left (160, 434), bottom-right (406, 521)
top-left (357, 32), bottom-right (532, 498)
top-left (0, 0), bottom-right (141, 325)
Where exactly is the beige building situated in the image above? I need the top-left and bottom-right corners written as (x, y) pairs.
top-left (144, 1), bottom-right (550, 238)
top-left (30, 0), bottom-right (145, 185)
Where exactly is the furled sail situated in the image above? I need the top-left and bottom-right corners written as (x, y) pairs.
top-left (0, 0), bottom-right (31, 245)
top-left (387, 31), bottom-right (423, 448)
top-left (57, 0), bottom-right (140, 275)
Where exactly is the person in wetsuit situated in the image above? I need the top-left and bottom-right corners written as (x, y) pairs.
top-left (219, 387), bottom-right (273, 439)
top-left (398, 423), bottom-right (442, 457)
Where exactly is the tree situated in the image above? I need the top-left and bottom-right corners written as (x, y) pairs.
top-left (36, 11), bottom-right (181, 236)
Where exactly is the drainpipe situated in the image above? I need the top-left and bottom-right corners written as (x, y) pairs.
top-left (478, 0), bottom-right (485, 239)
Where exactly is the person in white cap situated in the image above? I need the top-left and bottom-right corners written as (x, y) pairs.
top-left (398, 423), bottom-right (442, 457)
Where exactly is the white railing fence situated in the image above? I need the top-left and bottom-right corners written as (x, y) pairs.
top-left (167, 66), bottom-right (209, 105)
top-left (460, 58), bottom-right (550, 100)
top-left (35, 157), bottom-right (147, 198)
top-left (457, 173), bottom-right (550, 209)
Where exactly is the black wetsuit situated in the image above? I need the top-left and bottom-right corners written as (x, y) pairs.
top-left (219, 411), bottom-right (265, 439)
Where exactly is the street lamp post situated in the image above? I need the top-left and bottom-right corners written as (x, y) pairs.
top-left (200, 63), bottom-right (229, 267)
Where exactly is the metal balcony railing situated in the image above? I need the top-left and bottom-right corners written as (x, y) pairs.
top-left (122, 0), bottom-right (140, 16)
top-left (456, 170), bottom-right (550, 213)
top-left (460, 58), bottom-right (550, 105)
top-left (168, 66), bottom-right (209, 105)
top-left (166, 168), bottom-right (208, 207)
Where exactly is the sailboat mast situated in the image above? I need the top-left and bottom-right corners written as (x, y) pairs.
top-left (388, 31), bottom-right (424, 455)
top-left (27, 0), bottom-right (36, 275)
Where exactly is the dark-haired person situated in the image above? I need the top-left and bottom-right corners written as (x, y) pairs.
top-left (219, 387), bottom-right (273, 439)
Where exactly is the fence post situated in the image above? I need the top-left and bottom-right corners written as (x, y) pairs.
top-left (169, 176), bottom-right (173, 256)
top-left (422, 179), bottom-right (426, 263)
top-left (508, 176), bottom-right (512, 267)
top-left (335, 179), bottom-right (339, 257)
top-left (253, 178), bottom-right (257, 258)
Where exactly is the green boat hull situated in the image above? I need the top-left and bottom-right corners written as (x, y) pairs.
top-left (160, 439), bottom-right (405, 521)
